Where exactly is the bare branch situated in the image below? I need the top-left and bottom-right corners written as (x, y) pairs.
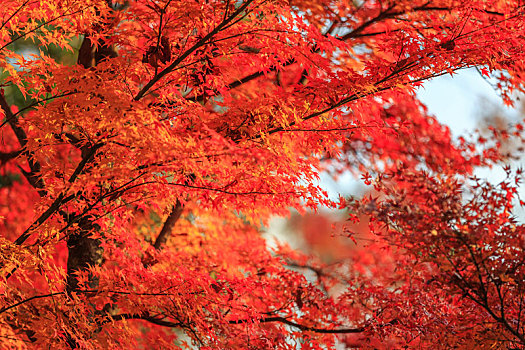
top-left (0, 150), bottom-right (21, 163)
top-left (153, 200), bottom-right (183, 250)
top-left (109, 313), bottom-right (367, 334)
top-left (0, 93), bottom-right (46, 195)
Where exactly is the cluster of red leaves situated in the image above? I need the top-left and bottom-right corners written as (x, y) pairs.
top-left (347, 166), bottom-right (525, 348)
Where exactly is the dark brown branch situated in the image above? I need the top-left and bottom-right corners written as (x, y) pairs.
top-left (0, 289), bottom-right (183, 316)
top-left (0, 0), bottom-right (32, 33)
top-left (0, 6), bottom-right (93, 52)
top-left (0, 93), bottom-right (76, 131)
top-left (340, 5), bottom-right (450, 41)
top-left (185, 58), bottom-right (294, 103)
top-left (109, 313), bottom-right (183, 328)
top-left (230, 316), bottom-right (366, 334)
top-left (285, 262), bottom-right (331, 294)
top-left (109, 313), bottom-right (366, 334)
top-left (12, 193), bottom-right (73, 246)
top-left (10, 142), bottom-right (102, 249)
top-left (0, 150), bottom-right (21, 163)
top-left (12, 92), bottom-right (77, 118)
top-left (134, 0), bottom-right (257, 100)
top-left (68, 143), bottom-right (103, 183)
top-left (56, 132), bottom-right (83, 149)
top-left (0, 93), bottom-right (45, 194)
top-left (0, 292), bottom-right (64, 315)
top-left (167, 182), bottom-right (298, 196)
top-left (153, 200), bottom-right (183, 250)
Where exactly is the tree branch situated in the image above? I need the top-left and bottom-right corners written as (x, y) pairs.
top-left (233, 316), bottom-right (366, 334)
top-left (109, 313), bottom-right (183, 328)
top-left (0, 93), bottom-right (45, 195)
top-left (134, 0), bottom-right (257, 100)
top-left (108, 313), bottom-right (367, 334)
top-left (10, 142), bottom-right (103, 249)
top-left (153, 200), bottom-right (183, 250)
top-left (0, 150), bottom-right (21, 163)
top-left (0, 292), bottom-right (64, 315)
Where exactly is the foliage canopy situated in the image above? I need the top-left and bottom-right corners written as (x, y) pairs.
top-left (1, 0), bottom-right (525, 348)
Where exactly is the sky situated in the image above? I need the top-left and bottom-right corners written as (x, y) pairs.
top-left (418, 68), bottom-right (519, 136)
top-left (420, 68), bottom-right (523, 185)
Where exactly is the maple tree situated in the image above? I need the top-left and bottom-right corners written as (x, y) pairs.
top-left (1, 0), bottom-right (525, 348)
